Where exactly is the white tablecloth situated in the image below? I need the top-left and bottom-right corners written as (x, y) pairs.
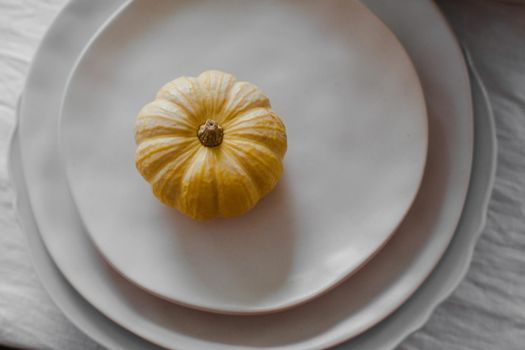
top-left (0, 1), bottom-right (523, 349)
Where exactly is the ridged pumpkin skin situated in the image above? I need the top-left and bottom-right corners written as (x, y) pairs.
top-left (134, 70), bottom-right (287, 220)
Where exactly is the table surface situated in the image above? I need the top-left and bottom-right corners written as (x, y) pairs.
top-left (1, 1), bottom-right (524, 349)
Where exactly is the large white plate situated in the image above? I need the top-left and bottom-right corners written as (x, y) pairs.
top-left (60, 0), bottom-right (428, 314)
top-left (18, 0), bottom-right (471, 348)
top-left (12, 0), bottom-right (486, 349)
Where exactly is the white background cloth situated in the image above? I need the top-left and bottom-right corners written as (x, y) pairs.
top-left (0, 1), bottom-right (523, 349)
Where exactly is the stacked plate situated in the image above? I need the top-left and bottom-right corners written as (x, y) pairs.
top-left (9, 0), bottom-right (496, 349)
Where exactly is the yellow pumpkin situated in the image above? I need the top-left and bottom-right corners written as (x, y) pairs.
top-left (134, 70), bottom-right (287, 220)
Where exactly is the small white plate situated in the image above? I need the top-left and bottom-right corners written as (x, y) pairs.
top-left (14, 0), bottom-right (477, 349)
top-left (59, 0), bottom-right (427, 314)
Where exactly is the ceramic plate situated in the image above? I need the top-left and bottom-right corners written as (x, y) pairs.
top-left (59, 0), bottom-right (427, 314)
top-left (14, 0), bottom-right (477, 349)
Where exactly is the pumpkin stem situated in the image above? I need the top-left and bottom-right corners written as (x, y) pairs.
top-left (197, 119), bottom-right (224, 147)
